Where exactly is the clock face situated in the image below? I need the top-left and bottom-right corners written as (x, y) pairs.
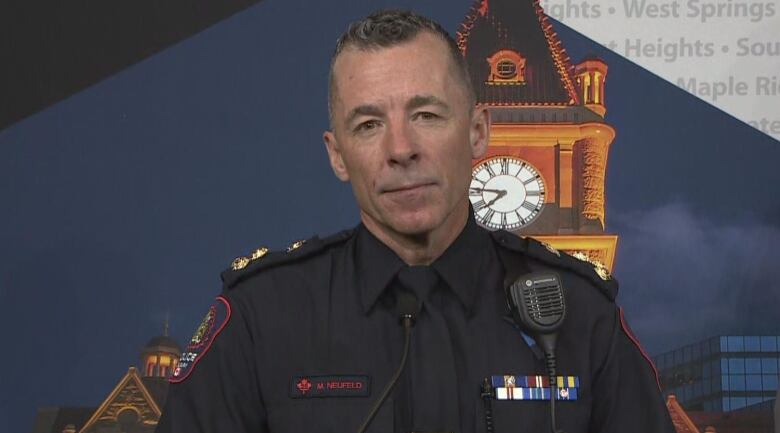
top-left (469, 157), bottom-right (546, 230)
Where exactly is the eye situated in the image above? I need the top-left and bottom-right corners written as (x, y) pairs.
top-left (354, 119), bottom-right (381, 133)
top-left (414, 111), bottom-right (439, 121)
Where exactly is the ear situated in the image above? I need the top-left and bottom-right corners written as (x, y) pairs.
top-left (323, 130), bottom-right (350, 182)
top-left (469, 105), bottom-right (491, 159)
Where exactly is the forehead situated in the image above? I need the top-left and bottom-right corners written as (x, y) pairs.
top-left (331, 32), bottom-right (460, 111)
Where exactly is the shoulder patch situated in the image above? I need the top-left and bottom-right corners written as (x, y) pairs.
top-left (490, 230), bottom-right (618, 301)
top-left (220, 228), bottom-right (356, 290)
top-left (170, 295), bottom-right (232, 384)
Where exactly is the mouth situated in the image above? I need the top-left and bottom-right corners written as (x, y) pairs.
top-left (382, 182), bottom-right (436, 194)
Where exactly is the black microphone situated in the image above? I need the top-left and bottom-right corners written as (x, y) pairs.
top-left (356, 290), bottom-right (419, 433)
top-left (507, 272), bottom-right (566, 433)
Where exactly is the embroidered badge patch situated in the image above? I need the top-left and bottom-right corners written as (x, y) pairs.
top-left (169, 296), bottom-right (232, 383)
top-left (289, 375), bottom-right (370, 398)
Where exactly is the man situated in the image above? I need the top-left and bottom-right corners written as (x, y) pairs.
top-left (157, 10), bottom-right (675, 433)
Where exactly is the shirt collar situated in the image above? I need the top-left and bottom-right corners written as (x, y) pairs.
top-left (356, 224), bottom-right (405, 314)
top-left (430, 213), bottom-right (491, 317)
top-left (356, 213), bottom-right (491, 317)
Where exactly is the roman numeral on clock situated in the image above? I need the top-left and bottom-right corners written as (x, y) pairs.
top-left (500, 158), bottom-right (509, 174)
top-left (484, 209), bottom-right (495, 223)
top-left (500, 213), bottom-right (507, 228)
top-left (522, 200), bottom-right (538, 212)
top-left (523, 176), bottom-right (539, 185)
top-left (473, 199), bottom-right (487, 211)
top-left (485, 163), bottom-right (496, 176)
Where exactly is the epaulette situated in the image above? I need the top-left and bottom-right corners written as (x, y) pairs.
top-left (490, 230), bottom-right (618, 301)
top-left (220, 228), bottom-right (356, 290)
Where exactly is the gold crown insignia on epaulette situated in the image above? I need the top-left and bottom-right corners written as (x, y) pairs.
top-left (286, 239), bottom-right (306, 252)
top-left (571, 252), bottom-right (612, 281)
top-left (230, 247), bottom-right (269, 271)
top-left (538, 240), bottom-right (560, 257)
top-left (229, 238), bottom-right (308, 271)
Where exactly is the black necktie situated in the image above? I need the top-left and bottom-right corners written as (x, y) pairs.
top-left (396, 266), bottom-right (437, 306)
top-left (395, 266), bottom-right (460, 433)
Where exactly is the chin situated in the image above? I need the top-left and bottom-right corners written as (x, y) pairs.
top-left (385, 209), bottom-right (444, 236)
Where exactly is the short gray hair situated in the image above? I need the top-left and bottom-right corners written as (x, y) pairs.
top-left (328, 10), bottom-right (475, 125)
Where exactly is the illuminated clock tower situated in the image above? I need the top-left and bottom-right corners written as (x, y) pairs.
top-left (458, 0), bottom-right (618, 270)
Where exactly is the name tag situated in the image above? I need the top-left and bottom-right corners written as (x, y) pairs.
top-left (290, 375), bottom-right (370, 398)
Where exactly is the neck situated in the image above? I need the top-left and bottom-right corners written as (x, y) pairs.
top-left (361, 201), bottom-right (469, 266)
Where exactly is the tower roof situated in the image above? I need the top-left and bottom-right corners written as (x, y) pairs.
top-left (457, 0), bottom-right (579, 106)
top-left (142, 335), bottom-right (182, 355)
top-left (141, 315), bottom-right (182, 356)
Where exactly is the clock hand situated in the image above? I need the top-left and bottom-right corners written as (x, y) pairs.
top-left (470, 187), bottom-right (506, 195)
top-left (485, 190), bottom-right (508, 207)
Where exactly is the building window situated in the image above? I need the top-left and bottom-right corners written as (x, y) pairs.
top-left (762, 374), bottom-right (778, 390)
top-left (761, 358), bottom-right (777, 374)
top-left (693, 381), bottom-right (703, 398)
top-left (720, 336), bottom-right (729, 352)
top-left (486, 50), bottom-right (526, 85)
top-left (745, 336), bottom-right (761, 352)
top-left (729, 375), bottom-right (745, 391)
top-left (496, 60), bottom-right (517, 79)
top-left (702, 340), bottom-right (711, 357)
top-left (761, 336), bottom-right (778, 352)
top-left (721, 358), bottom-right (729, 374)
top-left (722, 375), bottom-right (730, 391)
top-left (728, 336), bottom-right (745, 352)
top-left (745, 358), bottom-right (762, 374)
top-left (692, 344), bottom-right (702, 361)
top-left (703, 377), bottom-right (712, 394)
top-left (746, 374), bottom-right (762, 391)
top-left (729, 358), bottom-right (745, 374)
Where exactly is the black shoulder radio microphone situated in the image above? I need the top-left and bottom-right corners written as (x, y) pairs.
top-left (507, 272), bottom-right (567, 433)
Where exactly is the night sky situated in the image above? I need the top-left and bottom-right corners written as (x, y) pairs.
top-left (2, 1), bottom-right (779, 432)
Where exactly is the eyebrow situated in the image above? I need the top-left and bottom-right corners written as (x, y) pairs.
top-left (406, 94), bottom-right (450, 113)
top-left (345, 104), bottom-right (383, 127)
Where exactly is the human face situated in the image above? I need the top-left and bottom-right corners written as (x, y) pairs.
top-left (324, 32), bottom-right (490, 240)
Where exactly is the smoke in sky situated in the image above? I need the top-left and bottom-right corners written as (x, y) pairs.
top-left (610, 202), bottom-right (780, 355)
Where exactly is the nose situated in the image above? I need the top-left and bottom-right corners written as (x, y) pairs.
top-left (384, 120), bottom-right (419, 167)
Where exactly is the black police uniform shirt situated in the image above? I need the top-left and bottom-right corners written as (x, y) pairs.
top-left (157, 216), bottom-right (676, 433)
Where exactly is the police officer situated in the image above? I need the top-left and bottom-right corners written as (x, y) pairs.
top-left (157, 10), bottom-right (676, 433)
